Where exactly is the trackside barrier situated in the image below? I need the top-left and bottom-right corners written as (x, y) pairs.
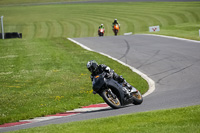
top-left (0, 32), bottom-right (22, 39)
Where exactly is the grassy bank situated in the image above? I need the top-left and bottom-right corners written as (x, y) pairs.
top-left (147, 23), bottom-right (200, 40)
top-left (8, 105), bottom-right (200, 133)
top-left (0, 2), bottom-right (200, 40)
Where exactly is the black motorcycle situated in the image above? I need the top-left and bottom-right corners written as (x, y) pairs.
top-left (92, 72), bottom-right (143, 109)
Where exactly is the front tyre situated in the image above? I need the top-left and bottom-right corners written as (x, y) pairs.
top-left (99, 32), bottom-right (104, 37)
top-left (132, 91), bottom-right (143, 105)
top-left (114, 30), bottom-right (118, 36)
top-left (100, 89), bottom-right (121, 109)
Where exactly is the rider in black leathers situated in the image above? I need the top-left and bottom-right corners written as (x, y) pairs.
top-left (86, 60), bottom-right (132, 96)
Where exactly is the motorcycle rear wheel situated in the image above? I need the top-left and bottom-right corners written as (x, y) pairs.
top-left (100, 89), bottom-right (121, 109)
top-left (132, 91), bottom-right (143, 105)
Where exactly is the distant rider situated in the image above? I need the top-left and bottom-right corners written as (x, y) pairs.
top-left (87, 60), bottom-right (133, 97)
top-left (112, 19), bottom-right (120, 30)
top-left (99, 24), bottom-right (105, 30)
top-left (98, 24), bottom-right (105, 32)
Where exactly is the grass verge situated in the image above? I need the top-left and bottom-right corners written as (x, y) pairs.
top-left (8, 105), bottom-right (200, 133)
top-left (0, 38), bottom-right (148, 125)
top-left (146, 23), bottom-right (200, 41)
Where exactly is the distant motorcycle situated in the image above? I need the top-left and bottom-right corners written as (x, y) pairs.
top-left (92, 71), bottom-right (143, 109)
top-left (98, 28), bottom-right (105, 37)
top-left (113, 24), bottom-right (119, 36)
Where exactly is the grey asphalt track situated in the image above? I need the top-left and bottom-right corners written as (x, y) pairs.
top-left (72, 35), bottom-right (200, 111)
top-left (1, 34), bottom-right (200, 132)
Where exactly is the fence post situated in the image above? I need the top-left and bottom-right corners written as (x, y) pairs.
top-left (1, 16), bottom-right (4, 39)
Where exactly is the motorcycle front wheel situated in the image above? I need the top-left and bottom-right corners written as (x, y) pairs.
top-left (132, 91), bottom-right (143, 105)
top-left (99, 32), bottom-right (104, 37)
top-left (100, 89), bottom-right (121, 109)
top-left (114, 30), bottom-right (118, 36)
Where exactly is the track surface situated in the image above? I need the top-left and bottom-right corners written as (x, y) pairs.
top-left (72, 35), bottom-right (200, 111)
top-left (1, 34), bottom-right (200, 132)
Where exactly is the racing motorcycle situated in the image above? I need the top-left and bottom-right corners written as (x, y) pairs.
top-left (92, 71), bottom-right (143, 109)
top-left (113, 24), bottom-right (119, 36)
top-left (98, 28), bottom-right (105, 37)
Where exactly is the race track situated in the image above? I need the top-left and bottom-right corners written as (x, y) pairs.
top-left (72, 34), bottom-right (200, 111)
top-left (1, 34), bottom-right (200, 132)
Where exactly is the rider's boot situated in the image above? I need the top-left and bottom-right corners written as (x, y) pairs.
top-left (117, 76), bottom-right (132, 98)
top-left (122, 80), bottom-right (133, 92)
top-left (122, 87), bottom-right (131, 98)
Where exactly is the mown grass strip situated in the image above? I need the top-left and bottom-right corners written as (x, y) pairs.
top-left (8, 105), bottom-right (200, 133)
top-left (0, 2), bottom-right (200, 40)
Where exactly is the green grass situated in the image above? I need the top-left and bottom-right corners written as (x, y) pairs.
top-left (147, 23), bottom-right (200, 40)
top-left (8, 105), bottom-right (200, 133)
top-left (1, 1), bottom-right (200, 126)
top-left (0, 38), bottom-right (148, 124)
top-left (0, 2), bottom-right (200, 40)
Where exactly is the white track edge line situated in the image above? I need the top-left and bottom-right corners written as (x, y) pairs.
top-left (68, 38), bottom-right (155, 97)
top-left (143, 34), bottom-right (200, 43)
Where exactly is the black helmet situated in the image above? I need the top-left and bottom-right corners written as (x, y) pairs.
top-left (114, 19), bottom-right (117, 23)
top-left (87, 60), bottom-right (98, 73)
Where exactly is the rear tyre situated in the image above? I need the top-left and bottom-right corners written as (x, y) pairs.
top-left (100, 89), bottom-right (121, 109)
top-left (132, 91), bottom-right (143, 105)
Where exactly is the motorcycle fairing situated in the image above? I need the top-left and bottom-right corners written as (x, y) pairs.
top-left (92, 74), bottom-right (105, 92)
top-left (105, 79), bottom-right (125, 106)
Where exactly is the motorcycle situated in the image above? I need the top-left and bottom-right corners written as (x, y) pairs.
top-left (113, 24), bottom-right (119, 36)
top-left (98, 28), bottom-right (105, 37)
top-left (92, 71), bottom-right (143, 109)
